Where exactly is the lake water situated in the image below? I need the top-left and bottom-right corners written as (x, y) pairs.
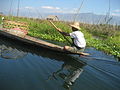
top-left (0, 36), bottom-right (120, 90)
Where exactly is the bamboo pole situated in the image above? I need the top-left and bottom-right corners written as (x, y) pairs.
top-left (73, 0), bottom-right (85, 22)
top-left (17, 0), bottom-right (20, 17)
top-left (49, 21), bottom-right (72, 45)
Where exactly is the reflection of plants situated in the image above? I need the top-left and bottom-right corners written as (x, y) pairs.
top-left (0, 45), bottom-right (27, 60)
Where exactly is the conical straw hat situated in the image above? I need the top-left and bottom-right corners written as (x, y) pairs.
top-left (70, 22), bottom-right (81, 30)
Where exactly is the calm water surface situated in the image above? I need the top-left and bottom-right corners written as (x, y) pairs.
top-left (0, 37), bottom-right (120, 90)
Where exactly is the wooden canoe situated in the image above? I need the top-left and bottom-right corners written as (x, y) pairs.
top-left (0, 29), bottom-right (89, 56)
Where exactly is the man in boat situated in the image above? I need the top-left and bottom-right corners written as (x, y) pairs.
top-left (57, 22), bottom-right (86, 53)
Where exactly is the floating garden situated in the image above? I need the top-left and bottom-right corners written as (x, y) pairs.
top-left (1, 15), bottom-right (120, 59)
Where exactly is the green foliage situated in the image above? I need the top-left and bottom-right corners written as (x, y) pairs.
top-left (2, 16), bottom-right (120, 58)
top-left (28, 20), bottom-right (72, 45)
top-left (81, 23), bottom-right (120, 58)
top-left (105, 36), bottom-right (120, 57)
top-left (0, 16), bottom-right (2, 24)
top-left (83, 24), bottom-right (120, 38)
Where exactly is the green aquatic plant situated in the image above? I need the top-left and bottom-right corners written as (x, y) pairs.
top-left (2, 16), bottom-right (120, 59)
top-left (28, 20), bottom-right (72, 45)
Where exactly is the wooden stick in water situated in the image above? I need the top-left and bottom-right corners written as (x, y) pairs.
top-left (49, 21), bottom-right (72, 45)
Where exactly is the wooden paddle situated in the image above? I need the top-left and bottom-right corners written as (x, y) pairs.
top-left (49, 21), bottom-right (72, 45)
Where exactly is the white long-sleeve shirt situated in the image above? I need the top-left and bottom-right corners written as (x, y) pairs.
top-left (70, 31), bottom-right (86, 48)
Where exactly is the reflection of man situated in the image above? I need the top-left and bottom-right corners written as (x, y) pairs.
top-left (64, 68), bottom-right (83, 86)
top-left (48, 61), bottom-right (86, 89)
top-left (58, 64), bottom-right (84, 89)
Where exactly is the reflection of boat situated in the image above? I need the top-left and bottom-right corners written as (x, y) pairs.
top-left (0, 45), bottom-right (27, 59)
top-left (0, 36), bottom-right (86, 89)
top-left (0, 39), bottom-right (27, 60)
top-left (0, 35), bottom-right (86, 63)
top-left (0, 29), bottom-right (89, 56)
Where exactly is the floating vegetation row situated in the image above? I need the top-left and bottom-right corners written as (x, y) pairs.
top-left (1, 15), bottom-right (120, 59)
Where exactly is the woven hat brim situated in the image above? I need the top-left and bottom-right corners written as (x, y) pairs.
top-left (70, 25), bottom-right (81, 30)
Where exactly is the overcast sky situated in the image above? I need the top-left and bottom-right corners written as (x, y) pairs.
top-left (0, 0), bottom-right (120, 17)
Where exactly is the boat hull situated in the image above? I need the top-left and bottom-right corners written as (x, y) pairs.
top-left (0, 29), bottom-right (89, 56)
